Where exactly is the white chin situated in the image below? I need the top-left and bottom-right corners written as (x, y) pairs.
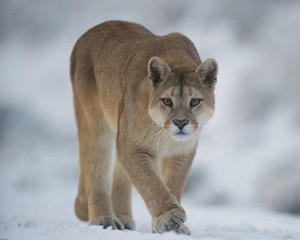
top-left (171, 132), bottom-right (193, 142)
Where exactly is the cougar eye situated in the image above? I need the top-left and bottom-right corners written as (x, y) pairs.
top-left (162, 98), bottom-right (173, 107)
top-left (190, 98), bottom-right (202, 107)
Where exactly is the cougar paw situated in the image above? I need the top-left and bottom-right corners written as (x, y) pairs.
top-left (152, 208), bottom-right (186, 233)
top-left (175, 224), bottom-right (191, 235)
top-left (117, 215), bottom-right (136, 230)
top-left (89, 216), bottom-right (124, 230)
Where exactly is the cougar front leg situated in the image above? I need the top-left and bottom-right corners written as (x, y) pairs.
top-left (117, 147), bottom-right (186, 233)
top-left (160, 150), bottom-right (196, 235)
top-left (161, 150), bottom-right (196, 202)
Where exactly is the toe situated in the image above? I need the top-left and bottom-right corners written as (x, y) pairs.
top-left (175, 225), bottom-right (191, 235)
top-left (167, 218), bottom-right (181, 231)
top-left (89, 216), bottom-right (124, 230)
top-left (115, 220), bottom-right (124, 230)
top-left (152, 207), bottom-right (186, 233)
top-left (117, 215), bottom-right (136, 230)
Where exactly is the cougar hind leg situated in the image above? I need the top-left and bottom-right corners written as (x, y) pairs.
top-left (72, 63), bottom-right (123, 230)
top-left (75, 169), bottom-right (88, 221)
top-left (111, 159), bottom-right (135, 230)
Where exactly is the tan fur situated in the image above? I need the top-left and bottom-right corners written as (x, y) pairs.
top-left (70, 21), bottom-right (218, 234)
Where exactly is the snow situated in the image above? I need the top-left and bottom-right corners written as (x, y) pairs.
top-left (1, 189), bottom-right (300, 239)
top-left (1, 0), bottom-right (300, 239)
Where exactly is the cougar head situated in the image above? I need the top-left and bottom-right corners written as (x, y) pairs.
top-left (148, 56), bottom-right (218, 142)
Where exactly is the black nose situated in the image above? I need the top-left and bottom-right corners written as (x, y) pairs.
top-left (172, 119), bottom-right (189, 130)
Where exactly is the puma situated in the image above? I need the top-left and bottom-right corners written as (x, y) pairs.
top-left (70, 20), bottom-right (218, 234)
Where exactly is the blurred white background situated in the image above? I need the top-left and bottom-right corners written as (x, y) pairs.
top-left (1, 0), bottom-right (300, 219)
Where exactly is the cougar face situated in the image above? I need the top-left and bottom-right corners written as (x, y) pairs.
top-left (148, 57), bottom-right (217, 142)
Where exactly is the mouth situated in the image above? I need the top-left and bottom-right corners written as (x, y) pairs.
top-left (171, 130), bottom-right (192, 142)
top-left (175, 131), bottom-right (188, 136)
top-left (168, 123), bottom-right (194, 142)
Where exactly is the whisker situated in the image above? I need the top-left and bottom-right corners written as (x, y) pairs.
top-left (149, 126), bottom-right (163, 143)
top-left (156, 129), bottom-right (166, 153)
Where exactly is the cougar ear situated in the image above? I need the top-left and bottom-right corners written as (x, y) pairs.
top-left (148, 57), bottom-right (171, 86)
top-left (196, 58), bottom-right (218, 88)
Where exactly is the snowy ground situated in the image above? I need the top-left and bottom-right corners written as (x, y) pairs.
top-left (1, 188), bottom-right (300, 240)
top-left (1, 0), bottom-right (300, 239)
